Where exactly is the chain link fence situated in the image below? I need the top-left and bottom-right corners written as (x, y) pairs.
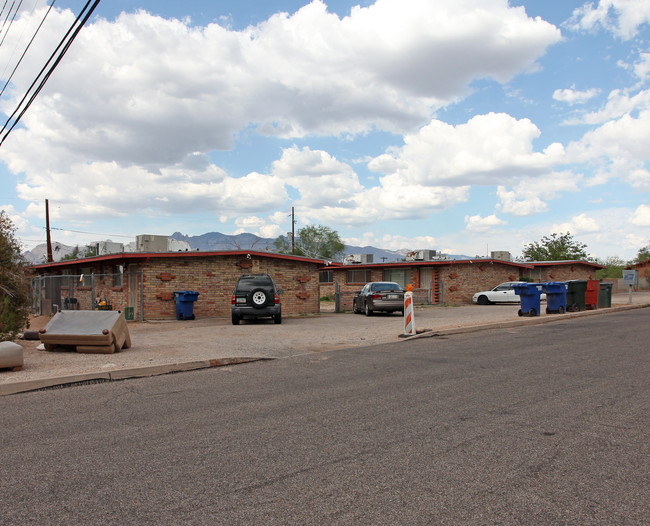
top-left (31, 271), bottom-right (142, 320)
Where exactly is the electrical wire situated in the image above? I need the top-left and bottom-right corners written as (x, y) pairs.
top-left (0, 0), bottom-right (55, 97)
top-left (0, 0), bottom-right (23, 46)
top-left (50, 227), bottom-right (135, 239)
top-left (0, 0), bottom-right (101, 147)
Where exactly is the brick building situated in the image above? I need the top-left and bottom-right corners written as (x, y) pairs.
top-left (320, 258), bottom-right (604, 308)
top-left (520, 260), bottom-right (604, 283)
top-left (30, 251), bottom-right (324, 320)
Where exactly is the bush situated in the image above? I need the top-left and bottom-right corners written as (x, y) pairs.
top-left (0, 211), bottom-right (30, 341)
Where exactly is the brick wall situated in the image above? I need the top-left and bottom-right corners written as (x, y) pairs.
top-left (522, 263), bottom-right (599, 283)
top-left (142, 254), bottom-right (321, 319)
top-left (330, 262), bottom-right (525, 307)
top-left (438, 262), bottom-right (521, 304)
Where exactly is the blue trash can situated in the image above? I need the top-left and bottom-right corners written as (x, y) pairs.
top-left (173, 291), bottom-right (200, 320)
top-left (542, 282), bottom-right (568, 314)
top-left (513, 283), bottom-right (543, 317)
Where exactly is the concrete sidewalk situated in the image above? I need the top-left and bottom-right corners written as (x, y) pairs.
top-left (2, 292), bottom-right (649, 395)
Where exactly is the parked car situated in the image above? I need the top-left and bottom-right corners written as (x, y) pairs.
top-left (231, 274), bottom-right (281, 324)
top-left (353, 281), bottom-right (405, 316)
top-left (472, 281), bottom-right (546, 305)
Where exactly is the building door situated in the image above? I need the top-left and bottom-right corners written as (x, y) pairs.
top-left (128, 264), bottom-right (138, 317)
top-left (420, 267), bottom-right (442, 304)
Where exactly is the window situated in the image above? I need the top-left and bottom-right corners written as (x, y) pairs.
top-left (114, 265), bottom-right (123, 287)
top-left (382, 269), bottom-right (406, 288)
top-left (346, 269), bottom-right (372, 283)
top-left (319, 270), bottom-right (333, 283)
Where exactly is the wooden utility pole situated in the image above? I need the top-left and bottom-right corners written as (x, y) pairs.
top-left (45, 199), bottom-right (53, 262)
top-left (291, 206), bottom-right (295, 255)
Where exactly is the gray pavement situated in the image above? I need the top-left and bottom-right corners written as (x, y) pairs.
top-left (2, 291), bottom-right (649, 395)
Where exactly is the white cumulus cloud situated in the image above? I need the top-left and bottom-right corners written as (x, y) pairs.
top-left (565, 0), bottom-right (650, 39)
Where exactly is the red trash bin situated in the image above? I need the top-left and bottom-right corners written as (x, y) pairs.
top-left (585, 280), bottom-right (600, 310)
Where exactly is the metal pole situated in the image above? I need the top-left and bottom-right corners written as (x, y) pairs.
top-left (628, 284), bottom-right (633, 304)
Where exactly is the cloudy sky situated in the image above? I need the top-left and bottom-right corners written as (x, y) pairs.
top-left (1, 0), bottom-right (649, 261)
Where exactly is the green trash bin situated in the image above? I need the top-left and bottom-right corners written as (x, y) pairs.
top-left (566, 280), bottom-right (587, 312)
top-left (124, 307), bottom-right (134, 320)
top-left (598, 282), bottom-right (613, 308)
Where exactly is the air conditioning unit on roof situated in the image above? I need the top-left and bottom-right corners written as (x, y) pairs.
top-left (343, 254), bottom-right (373, 265)
top-left (406, 250), bottom-right (437, 261)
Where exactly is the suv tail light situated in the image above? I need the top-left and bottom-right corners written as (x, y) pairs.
top-left (274, 294), bottom-right (279, 304)
top-left (231, 295), bottom-right (236, 305)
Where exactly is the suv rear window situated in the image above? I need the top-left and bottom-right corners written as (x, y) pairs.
top-left (235, 276), bottom-right (274, 292)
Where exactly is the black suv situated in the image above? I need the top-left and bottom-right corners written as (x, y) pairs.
top-left (231, 274), bottom-right (282, 325)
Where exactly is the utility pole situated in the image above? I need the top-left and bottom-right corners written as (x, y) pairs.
top-left (291, 206), bottom-right (295, 255)
top-left (45, 199), bottom-right (53, 263)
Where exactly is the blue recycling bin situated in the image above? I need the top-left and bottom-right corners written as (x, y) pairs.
top-left (542, 282), bottom-right (568, 314)
top-left (173, 291), bottom-right (200, 320)
top-left (513, 283), bottom-right (543, 317)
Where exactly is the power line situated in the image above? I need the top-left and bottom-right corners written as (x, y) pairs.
top-left (50, 227), bottom-right (134, 239)
top-left (0, 0), bottom-right (101, 147)
top-left (0, 1), bottom-right (55, 98)
top-left (0, 0), bottom-right (23, 48)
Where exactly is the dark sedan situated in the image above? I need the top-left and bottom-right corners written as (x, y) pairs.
top-left (353, 282), bottom-right (405, 316)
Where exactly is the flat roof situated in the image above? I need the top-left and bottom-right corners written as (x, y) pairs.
top-left (30, 250), bottom-right (326, 270)
top-left (320, 258), bottom-right (535, 270)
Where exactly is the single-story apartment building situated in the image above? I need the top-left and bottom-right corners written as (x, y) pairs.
top-left (30, 251), bottom-right (326, 320)
top-left (319, 258), bottom-right (604, 309)
top-left (30, 250), bottom-right (605, 319)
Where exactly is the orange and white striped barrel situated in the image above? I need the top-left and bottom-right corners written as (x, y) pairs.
top-left (403, 290), bottom-right (415, 336)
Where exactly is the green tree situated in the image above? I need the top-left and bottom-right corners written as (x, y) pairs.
top-left (274, 225), bottom-right (345, 260)
top-left (60, 246), bottom-right (81, 261)
top-left (0, 211), bottom-right (30, 340)
top-left (520, 232), bottom-right (589, 262)
top-left (635, 243), bottom-right (650, 263)
top-left (60, 244), bottom-right (97, 261)
top-left (595, 256), bottom-right (626, 279)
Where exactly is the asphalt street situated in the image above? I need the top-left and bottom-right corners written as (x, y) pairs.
top-left (1, 309), bottom-right (648, 525)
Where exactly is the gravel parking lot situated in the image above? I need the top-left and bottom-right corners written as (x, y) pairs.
top-left (2, 292), bottom-right (648, 394)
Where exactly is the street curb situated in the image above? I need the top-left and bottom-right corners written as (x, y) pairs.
top-left (3, 303), bottom-right (647, 396)
top-left (399, 303), bottom-right (649, 341)
top-left (0, 357), bottom-right (270, 396)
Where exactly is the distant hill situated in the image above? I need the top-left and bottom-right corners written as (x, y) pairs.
top-left (169, 231), bottom-right (467, 262)
top-left (24, 231), bottom-right (468, 264)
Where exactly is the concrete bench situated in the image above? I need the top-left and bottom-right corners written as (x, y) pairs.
top-left (0, 341), bottom-right (24, 372)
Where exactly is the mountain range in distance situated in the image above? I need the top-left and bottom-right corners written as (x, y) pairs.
top-left (23, 231), bottom-right (470, 264)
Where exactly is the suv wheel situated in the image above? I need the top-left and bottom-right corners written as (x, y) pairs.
top-left (231, 313), bottom-right (240, 325)
top-left (274, 313), bottom-right (282, 324)
top-left (251, 289), bottom-right (267, 308)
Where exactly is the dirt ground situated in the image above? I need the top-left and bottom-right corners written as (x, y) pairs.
top-left (2, 291), bottom-right (648, 392)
